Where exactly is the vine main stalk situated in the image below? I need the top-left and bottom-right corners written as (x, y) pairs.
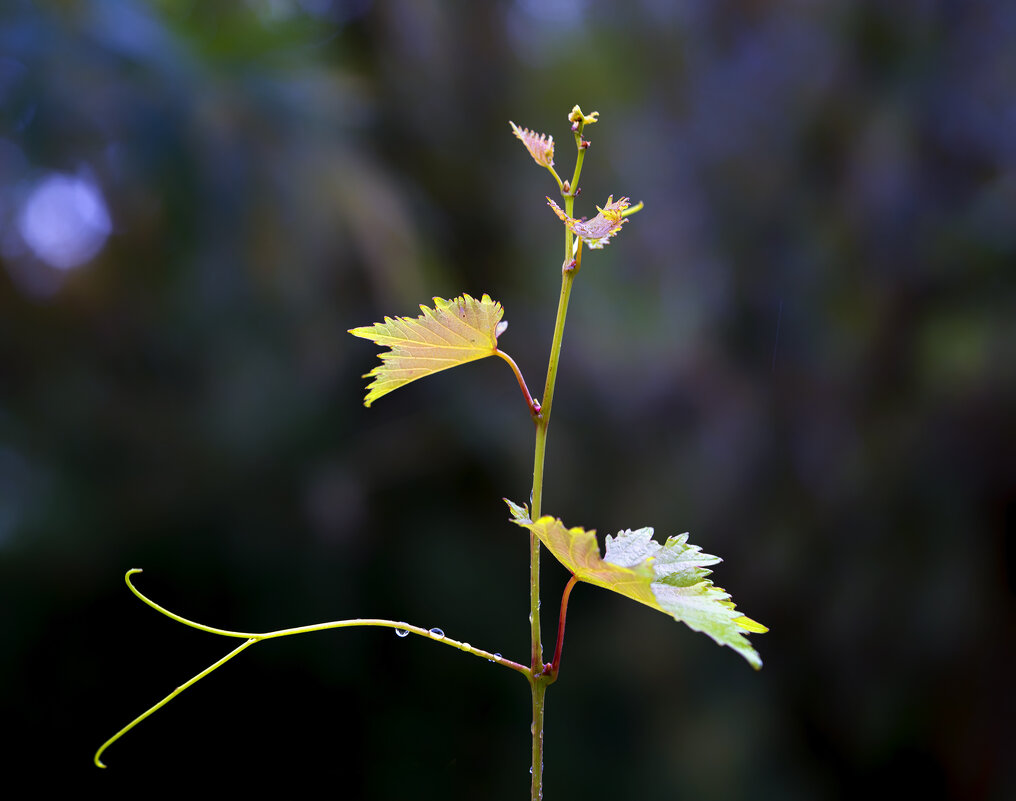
top-left (527, 107), bottom-right (593, 801)
top-left (527, 265), bottom-right (575, 799)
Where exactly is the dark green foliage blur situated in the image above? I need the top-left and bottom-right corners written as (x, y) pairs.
top-left (2, 1), bottom-right (1013, 798)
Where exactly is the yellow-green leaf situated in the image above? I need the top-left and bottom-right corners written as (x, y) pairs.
top-left (506, 499), bottom-right (766, 669)
top-left (349, 294), bottom-right (506, 407)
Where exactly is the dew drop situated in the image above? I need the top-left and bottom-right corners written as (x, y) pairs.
top-left (461, 642), bottom-right (471, 652)
top-left (429, 627), bottom-right (445, 640)
top-left (493, 653), bottom-right (502, 662)
top-left (395, 628), bottom-right (409, 638)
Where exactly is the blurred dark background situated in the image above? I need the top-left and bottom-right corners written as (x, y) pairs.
top-left (2, 1), bottom-right (1014, 798)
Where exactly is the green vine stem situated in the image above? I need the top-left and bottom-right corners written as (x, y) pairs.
top-left (93, 569), bottom-right (530, 769)
top-left (527, 110), bottom-right (593, 801)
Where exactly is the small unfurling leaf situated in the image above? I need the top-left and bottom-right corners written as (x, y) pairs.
top-left (547, 195), bottom-right (630, 249)
top-left (349, 294), bottom-right (506, 407)
top-left (510, 121), bottom-right (555, 169)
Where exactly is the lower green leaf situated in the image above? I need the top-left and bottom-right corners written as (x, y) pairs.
top-left (506, 499), bottom-right (766, 669)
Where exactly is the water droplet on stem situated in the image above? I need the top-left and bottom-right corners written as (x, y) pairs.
top-left (429, 627), bottom-right (445, 640)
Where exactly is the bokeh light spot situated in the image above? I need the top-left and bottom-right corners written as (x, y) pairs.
top-left (17, 172), bottom-right (112, 271)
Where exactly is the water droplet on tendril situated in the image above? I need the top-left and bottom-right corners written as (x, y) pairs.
top-left (461, 642), bottom-right (471, 652)
top-left (493, 653), bottom-right (502, 662)
top-left (429, 627), bottom-right (445, 640)
top-left (395, 628), bottom-right (409, 638)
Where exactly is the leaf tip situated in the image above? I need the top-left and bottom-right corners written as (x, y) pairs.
top-left (735, 615), bottom-right (768, 634)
